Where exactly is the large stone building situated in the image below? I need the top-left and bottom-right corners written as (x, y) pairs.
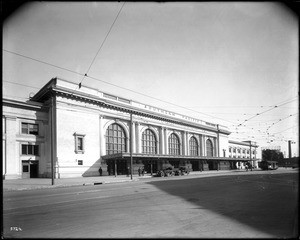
top-left (2, 77), bottom-right (259, 179)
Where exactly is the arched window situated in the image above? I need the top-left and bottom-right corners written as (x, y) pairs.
top-left (206, 139), bottom-right (213, 157)
top-left (189, 136), bottom-right (198, 156)
top-left (142, 129), bottom-right (157, 154)
top-left (168, 133), bottom-right (180, 155)
top-left (105, 123), bottom-right (126, 155)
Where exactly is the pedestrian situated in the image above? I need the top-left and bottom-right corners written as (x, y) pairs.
top-left (98, 167), bottom-right (102, 176)
top-left (142, 168), bottom-right (144, 176)
top-left (138, 167), bottom-right (141, 176)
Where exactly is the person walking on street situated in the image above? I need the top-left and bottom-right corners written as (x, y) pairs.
top-left (99, 167), bottom-right (102, 176)
top-left (138, 167), bottom-right (141, 176)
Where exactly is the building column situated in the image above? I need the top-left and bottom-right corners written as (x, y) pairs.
top-left (99, 116), bottom-right (105, 157)
top-left (131, 121), bottom-right (136, 153)
top-left (186, 132), bottom-right (189, 156)
top-left (182, 131), bottom-right (186, 156)
top-left (135, 123), bottom-right (141, 153)
top-left (159, 127), bottom-right (165, 155)
top-left (199, 134), bottom-right (203, 156)
top-left (202, 135), bottom-right (206, 156)
top-left (214, 137), bottom-right (219, 157)
top-left (164, 128), bottom-right (168, 155)
top-left (216, 125), bottom-right (220, 157)
top-left (4, 116), bottom-right (20, 179)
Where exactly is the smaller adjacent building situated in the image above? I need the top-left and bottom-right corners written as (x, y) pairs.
top-left (228, 140), bottom-right (259, 169)
top-left (3, 77), bottom-right (260, 179)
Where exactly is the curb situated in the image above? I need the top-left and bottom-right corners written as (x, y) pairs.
top-left (3, 178), bottom-right (140, 191)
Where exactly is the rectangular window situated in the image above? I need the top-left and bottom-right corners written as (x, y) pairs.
top-left (74, 133), bottom-right (85, 154)
top-left (118, 97), bottom-right (131, 104)
top-left (21, 144), bottom-right (39, 156)
top-left (77, 137), bottom-right (83, 151)
top-left (23, 165), bottom-right (29, 172)
top-left (21, 123), bottom-right (39, 135)
top-left (103, 93), bottom-right (117, 100)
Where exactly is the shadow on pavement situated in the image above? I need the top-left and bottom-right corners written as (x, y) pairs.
top-left (146, 172), bottom-right (298, 238)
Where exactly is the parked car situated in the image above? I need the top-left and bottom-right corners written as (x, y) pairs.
top-left (179, 166), bottom-right (190, 175)
top-left (156, 166), bottom-right (190, 177)
top-left (155, 167), bottom-right (175, 177)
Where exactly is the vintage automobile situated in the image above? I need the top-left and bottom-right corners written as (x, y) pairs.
top-left (174, 166), bottom-right (190, 176)
top-left (179, 166), bottom-right (190, 175)
top-left (156, 166), bottom-right (190, 177)
top-left (156, 167), bottom-right (175, 177)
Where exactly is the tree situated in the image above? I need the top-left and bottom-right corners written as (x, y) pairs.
top-left (262, 149), bottom-right (284, 162)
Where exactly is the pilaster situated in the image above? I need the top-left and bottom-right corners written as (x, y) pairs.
top-left (135, 122), bottom-right (141, 153)
top-left (99, 116), bottom-right (105, 156)
top-left (4, 116), bottom-right (20, 179)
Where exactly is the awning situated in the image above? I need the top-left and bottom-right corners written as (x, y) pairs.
top-left (102, 153), bottom-right (252, 162)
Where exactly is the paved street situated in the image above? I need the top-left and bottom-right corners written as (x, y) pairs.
top-left (3, 170), bottom-right (298, 238)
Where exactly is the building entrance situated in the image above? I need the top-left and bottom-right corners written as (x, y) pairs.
top-left (208, 160), bottom-right (218, 170)
top-left (190, 160), bottom-right (200, 171)
top-left (107, 159), bottom-right (128, 175)
top-left (22, 160), bottom-right (39, 178)
top-left (143, 160), bottom-right (157, 175)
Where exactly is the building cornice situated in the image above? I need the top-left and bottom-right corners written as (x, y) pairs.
top-left (229, 140), bottom-right (259, 148)
top-left (30, 77), bottom-right (232, 135)
top-left (2, 98), bottom-right (46, 111)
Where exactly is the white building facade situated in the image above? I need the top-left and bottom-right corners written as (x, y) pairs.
top-left (3, 77), bottom-right (259, 179)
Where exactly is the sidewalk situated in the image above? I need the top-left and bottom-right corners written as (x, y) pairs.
top-left (3, 168), bottom-right (295, 192)
top-left (2, 174), bottom-right (151, 191)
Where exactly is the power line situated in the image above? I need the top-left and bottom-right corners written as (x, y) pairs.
top-left (86, 75), bottom-right (232, 123)
top-left (4, 48), bottom-right (298, 132)
top-left (3, 80), bottom-right (41, 89)
top-left (78, 1), bottom-right (126, 88)
top-left (237, 97), bottom-right (298, 127)
top-left (266, 113), bottom-right (299, 133)
top-left (3, 49), bottom-right (84, 76)
top-left (4, 49), bottom-right (224, 122)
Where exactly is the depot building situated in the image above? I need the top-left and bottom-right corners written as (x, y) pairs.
top-left (2, 77), bottom-right (259, 179)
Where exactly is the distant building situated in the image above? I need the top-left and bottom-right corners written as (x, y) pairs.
top-left (277, 157), bottom-right (299, 168)
top-left (228, 140), bottom-right (259, 169)
top-left (3, 77), bottom-right (260, 179)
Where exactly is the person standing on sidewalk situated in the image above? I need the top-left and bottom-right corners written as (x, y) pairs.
top-left (138, 167), bottom-right (141, 176)
top-left (99, 167), bottom-right (102, 176)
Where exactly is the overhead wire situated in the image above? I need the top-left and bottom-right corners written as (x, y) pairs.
top-left (3, 48), bottom-right (234, 124)
top-left (4, 47), bottom-right (298, 141)
top-left (3, 49), bottom-right (83, 76)
top-left (77, 1), bottom-right (126, 89)
top-left (3, 80), bottom-right (41, 89)
top-left (237, 97), bottom-right (298, 127)
top-left (266, 113), bottom-right (299, 133)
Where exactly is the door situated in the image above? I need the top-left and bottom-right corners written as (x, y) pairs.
top-left (22, 161), bottom-right (30, 178)
top-left (30, 161), bottom-right (39, 178)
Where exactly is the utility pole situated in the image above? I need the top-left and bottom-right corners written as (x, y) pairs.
top-left (288, 140), bottom-right (292, 159)
top-left (51, 95), bottom-right (55, 185)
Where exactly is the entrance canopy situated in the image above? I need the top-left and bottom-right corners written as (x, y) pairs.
top-left (102, 153), bottom-right (251, 162)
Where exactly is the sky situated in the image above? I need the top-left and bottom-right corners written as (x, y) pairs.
top-left (2, 2), bottom-right (299, 157)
